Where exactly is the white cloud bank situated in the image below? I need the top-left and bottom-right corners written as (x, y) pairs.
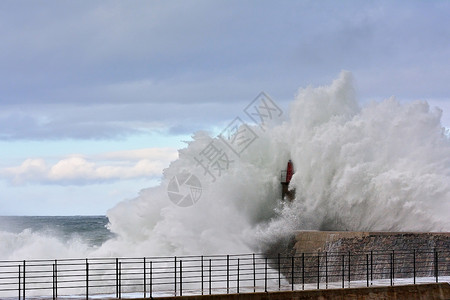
top-left (1, 148), bottom-right (177, 185)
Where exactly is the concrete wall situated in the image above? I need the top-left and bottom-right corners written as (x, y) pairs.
top-left (263, 231), bottom-right (450, 283)
top-left (126, 283), bottom-right (450, 300)
top-left (291, 231), bottom-right (450, 254)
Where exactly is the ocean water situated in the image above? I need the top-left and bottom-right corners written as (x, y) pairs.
top-left (0, 216), bottom-right (113, 247)
top-left (1, 71), bottom-right (449, 261)
top-left (0, 216), bottom-right (114, 259)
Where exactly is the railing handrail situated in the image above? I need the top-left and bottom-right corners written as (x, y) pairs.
top-left (1, 247), bottom-right (448, 264)
top-left (0, 248), bottom-right (448, 299)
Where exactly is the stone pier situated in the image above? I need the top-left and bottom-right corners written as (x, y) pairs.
top-left (264, 231), bottom-right (450, 283)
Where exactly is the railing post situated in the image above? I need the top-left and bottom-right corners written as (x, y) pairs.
top-left (201, 255), bottom-right (204, 295)
top-left (209, 259), bottom-right (212, 295)
top-left (18, 264), bottom-right (21, 300)
top-left (119, 262), bottom-right (122, 299)
top-left (366, 254), bottom-right (369, 287)
top-left (392, 250), bottom-right (395, 285)
top-left (277, 253), bottom-right (281, 290)
top-left (291, 256), bottom-right (294, 291)
top-left (264, 257), bottom-right (267, 293)
top-left (180, 260), bottom-right (183, 296)
top-left (54, 259), bottom-right (58, 299)
top-left (302, 253), bottom-right (305, 290)
top-left (237, 258), bottom-right (240, 294)
top-left (317, 252), bottom-right (320, 290)
top-left (413, 249), bottom-right (416, 284)
top-left (390, 252), bottom-right (393, 286)
top-left (341, 255), bottom-right (344, 288)
top-left (115, 258), bottom-right (119, 298)
top-left (86, 259), bottom-right (89, 300)
top-left (434, 249), bottom-right (438, 283)
top-left (348, 251), bottom-right (351, 286)
top-left (144, 258), bottom-right (146, 298)
top-left (253, 254), bottom-right (256, 292)
top-left (227, 255), bottom-right (229, 294)
top-left (52, 264), bottom-right (55, 300)
top-left (150, 261), bottom-right (153, 298)
top-left (174, 256), bottom-right (177, 296)
top-left (325, 252), bottom-right (328, 289)
top-left (23, 260), bottom-right (26, 300)
top-left (370, 251), bottom-right (373, 285)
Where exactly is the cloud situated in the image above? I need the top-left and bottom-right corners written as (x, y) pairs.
top-left (0, 105), bottom-right (142, 140)
top-left (0, 84), bottom-right (261, 140)
top-left (98, 148), bottom-right (178, 161)
top-left (0, 148), bottom-right (178, 185)
top-left (1, 1), bottom-right (450, 142)
top-left (2, 159), bottom-right (48, 184)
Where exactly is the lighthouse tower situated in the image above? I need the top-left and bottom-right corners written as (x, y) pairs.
top-left (280, 160), bottom-right (295, 201)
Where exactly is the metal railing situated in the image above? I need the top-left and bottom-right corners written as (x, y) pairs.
top-left (0, 249), bottom-right (448, 299)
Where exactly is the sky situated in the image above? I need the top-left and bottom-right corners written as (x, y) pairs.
top-left (1, 1), bottom-right (449, 215)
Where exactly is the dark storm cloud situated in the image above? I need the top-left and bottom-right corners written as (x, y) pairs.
top-left (0, 101), bottom-right (242, 140)
top-left (0, 1), bottom-right (449, 140)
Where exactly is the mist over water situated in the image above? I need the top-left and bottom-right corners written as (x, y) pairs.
top-left (1, 71), bottom-right (449, 260)
top-left (0, 216), bottom-right (112, 259)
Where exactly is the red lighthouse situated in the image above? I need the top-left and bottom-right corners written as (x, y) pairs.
top-left (281, 160), bottom-right (295, 201)
top-left (286, 160), bottom-right (294, 183)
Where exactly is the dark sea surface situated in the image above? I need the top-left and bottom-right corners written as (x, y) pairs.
top-left (0, 215), bottom-right (114, 247)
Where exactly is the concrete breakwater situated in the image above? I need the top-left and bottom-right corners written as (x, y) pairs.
top-left (264, 231), bottom-right (450, 283)
top-left (131, 283), bottom-right (450, 300)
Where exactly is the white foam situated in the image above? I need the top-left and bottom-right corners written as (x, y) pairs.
top-left (1, 71), bottom-right (449, 260)
top-left (101, 71), bottom-right (450, 258)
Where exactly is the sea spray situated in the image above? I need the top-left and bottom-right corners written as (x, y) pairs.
top-left (102, 71), bottom-right (450, 258)
top-left (261, 72), bottom-right (450, 243)
top-left (1, 71), bottom-right (449, 260)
